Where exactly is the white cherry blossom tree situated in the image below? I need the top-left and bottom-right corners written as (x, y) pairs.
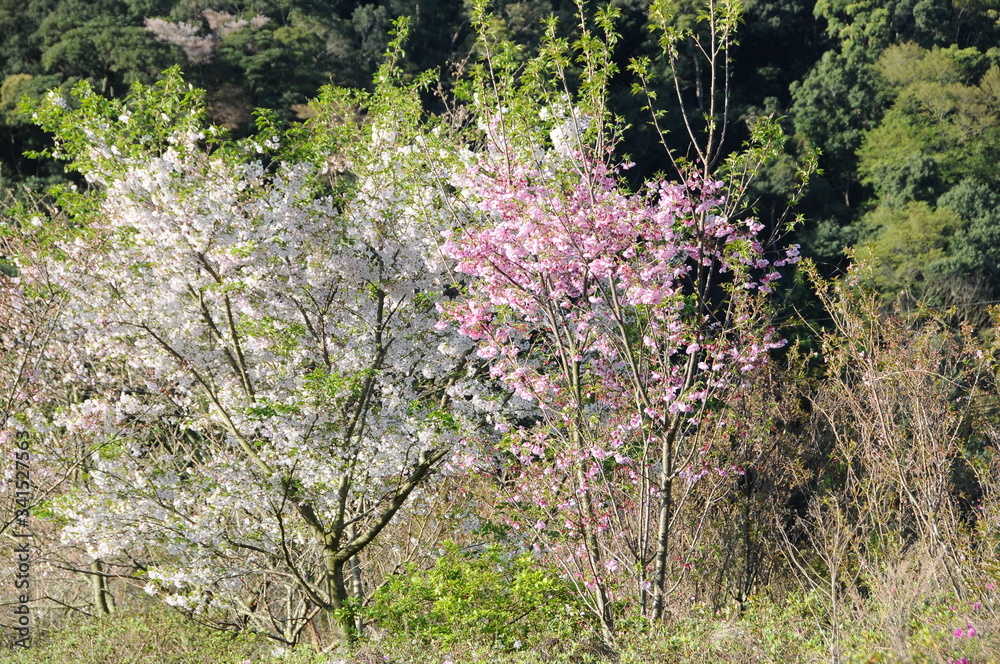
top-left (11, 56), bottom-right (479, 644)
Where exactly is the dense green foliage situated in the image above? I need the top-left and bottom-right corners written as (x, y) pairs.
top-left (857, 42), bottom-right (1000, 300)
top-left (367, 544), bottom-right (584, 650)
top-left (787, 0), bottom-right (1000, 282)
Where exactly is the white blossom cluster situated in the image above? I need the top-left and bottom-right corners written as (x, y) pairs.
top-left (145, 11), bottom-right (270, 65)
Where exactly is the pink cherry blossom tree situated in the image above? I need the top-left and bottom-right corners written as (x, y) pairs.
top-left (438, 0), bottom-right (806, 637)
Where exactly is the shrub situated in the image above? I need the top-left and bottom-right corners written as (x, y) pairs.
top-left (366, 543), bottom-right (588, 651)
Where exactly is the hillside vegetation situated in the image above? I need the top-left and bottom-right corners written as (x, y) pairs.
top-left (3, 2), bottom-right (1000, 663)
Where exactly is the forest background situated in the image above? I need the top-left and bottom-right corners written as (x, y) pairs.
top-left (2, 0), bottom-right (1000, 663)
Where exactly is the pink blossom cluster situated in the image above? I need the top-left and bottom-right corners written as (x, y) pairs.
top-left (953, 622), bottom-right (978, 638)
top-left (442, 150), bottom-right (792, 439)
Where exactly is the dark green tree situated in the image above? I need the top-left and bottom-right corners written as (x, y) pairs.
top-left (856, 43), bottom-right (1000, 300)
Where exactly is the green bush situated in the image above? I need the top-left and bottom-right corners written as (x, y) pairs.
top-left (366, 543), bottom-right (589, 651)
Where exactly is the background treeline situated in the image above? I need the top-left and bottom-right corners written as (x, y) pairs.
top-left (6, 0), bottom-right (1000, 297)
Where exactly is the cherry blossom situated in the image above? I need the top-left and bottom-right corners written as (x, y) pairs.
top-left (12, 70), bottom-right (479, 644)
top-left (439, 103), bottom-right (795, 633)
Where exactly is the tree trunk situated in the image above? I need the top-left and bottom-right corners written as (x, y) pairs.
top-left (90, 559), bottom-right (114, 615)
top-left (577, 466), bottom-right (616, 641)
top-left (325, 552), bottom-right (356, 644)
top-left (650, 431), bottom-right (674, 621)
top-left (347, 523), bottom-right (365, 635)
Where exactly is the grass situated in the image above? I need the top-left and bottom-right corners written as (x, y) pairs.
top-left (3, 587), bottom-right (1000, 664)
